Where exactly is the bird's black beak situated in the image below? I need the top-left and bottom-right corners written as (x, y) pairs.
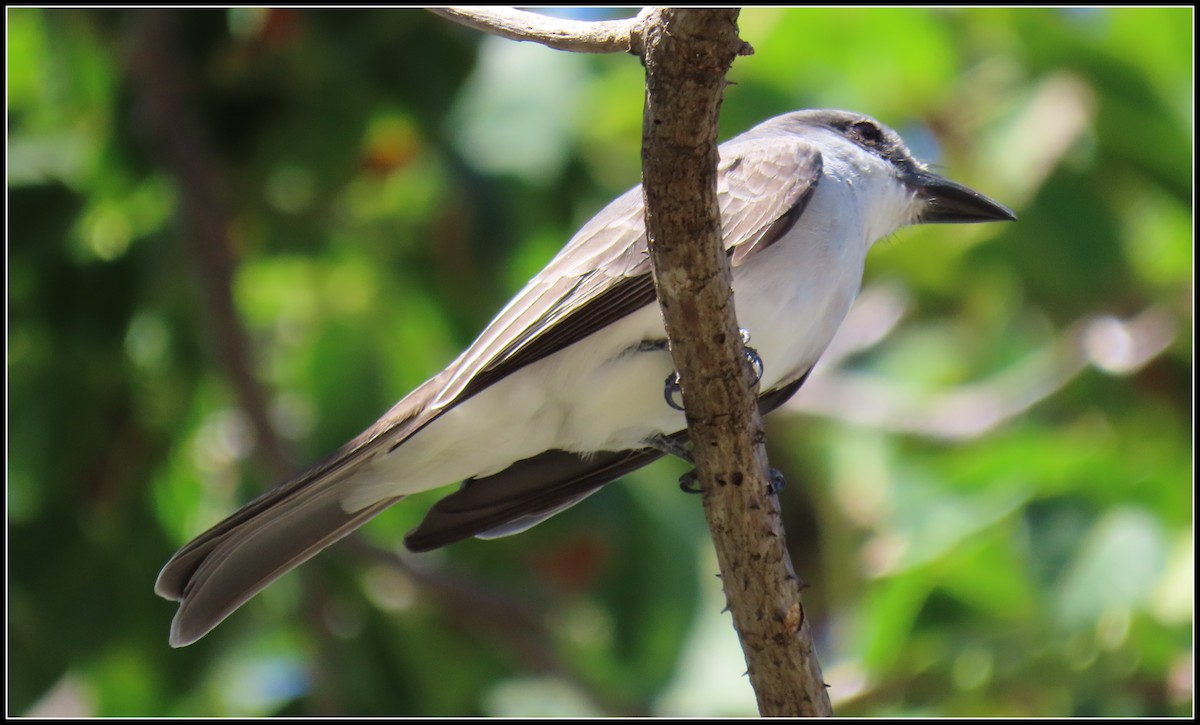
top-left (910, 169), bottom-right (1017, 224)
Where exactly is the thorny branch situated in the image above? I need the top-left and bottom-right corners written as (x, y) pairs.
top-left (636, 8), bottom-right (830, 717)
top-left (433, 6), bottom-right (830, 716)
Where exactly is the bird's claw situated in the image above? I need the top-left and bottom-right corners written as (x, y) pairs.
top-left (740, 328), bottom-right (764, 385)
top-left (663, 329), bottom-right (763, 413)
top-left (679, 468), bottom-right (783, 495)
top-left (767, 468), bottom-right (786, 495)
top-left (664, 371), bottom-right (685, 411)
top-left (679, 469), bottom-right (702, 494)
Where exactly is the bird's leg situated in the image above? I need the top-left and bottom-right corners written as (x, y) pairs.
top-left (634, 339), bottom-right (670, 353)
top-left (645, 434), bottom-right (704, 493)
top-left (646, 433), bottom-right (787, 495)
top-left (663, 371), bottom-right (685, 412)
top-left (651, 329), bottom-right (775, 493)
top-left (628, 338), bottom-right (686, 412)
top-left (661, 328), bottom-right (763, 413)
top-left (740, 328), bottom-right (764, 385)
top-left (678, 470), bottom-right (702, 494)
top-left (633, 339), bottom-right (687, 413)
top-left (646, 433), bottom-right (694, 462)
top-left (767, 468), bottom-right (786, 495)
top-left (739, 330), bottom-right (788, 493)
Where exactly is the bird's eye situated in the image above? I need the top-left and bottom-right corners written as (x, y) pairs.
top-left (848, 120), bottom-right (885, 148)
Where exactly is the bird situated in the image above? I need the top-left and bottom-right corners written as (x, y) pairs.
top-left (155, 108), bottom-right (1016, 647)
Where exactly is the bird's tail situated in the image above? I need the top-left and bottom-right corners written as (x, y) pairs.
top-left (155, 473), bottom-right (401, 647)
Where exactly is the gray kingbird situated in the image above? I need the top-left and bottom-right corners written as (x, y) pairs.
top-left (156, 109), bottom-right (1016, 646)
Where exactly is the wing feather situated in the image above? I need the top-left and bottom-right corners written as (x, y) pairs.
top-left (438, 136), bottom-right (822, 405)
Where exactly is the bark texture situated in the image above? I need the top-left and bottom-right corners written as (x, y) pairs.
top-left (639, 8), bottom-right (832, 717)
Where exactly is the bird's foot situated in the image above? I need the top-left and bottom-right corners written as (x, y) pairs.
top-left (646, 433), bottom-right (693, 463)
top-left (767, 467), bottom-right (786, 495)
top-left (677, 467), bottom-right (784, 495)
top-left (740, 328), bottom-right (764, 385)
top-left (645, 434), bottom-right (703, 493)
top-left (679, 469), bottom-right (702, 493)
top-left (663, 371), bottom-right (685, 411)
top-left (663, 328), bottom-right (763, 412)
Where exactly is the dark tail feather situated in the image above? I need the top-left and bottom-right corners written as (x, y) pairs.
top-left (403, 442), bottom-right (676, 552)
top-left (157, 483), bottom-right (400, 647)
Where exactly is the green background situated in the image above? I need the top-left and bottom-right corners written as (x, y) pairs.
top-left (7, 7), bottom-right (1192, 717)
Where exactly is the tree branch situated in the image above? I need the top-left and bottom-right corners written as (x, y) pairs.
top-left (638, 8), bottom-right (831, 717)
top-left (430, 7), bottom-right (653, 54)
top-left (428, 5), bottom-right (831, 716)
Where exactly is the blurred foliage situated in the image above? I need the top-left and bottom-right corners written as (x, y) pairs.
top-left (7, 7), bottom-right (1192, 717)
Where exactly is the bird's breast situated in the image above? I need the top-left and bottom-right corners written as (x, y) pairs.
top-left (729, 213), bottom-right (868, 392)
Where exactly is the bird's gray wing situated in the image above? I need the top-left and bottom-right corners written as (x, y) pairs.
top-left (432, 135), bottom-right (823, 407)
